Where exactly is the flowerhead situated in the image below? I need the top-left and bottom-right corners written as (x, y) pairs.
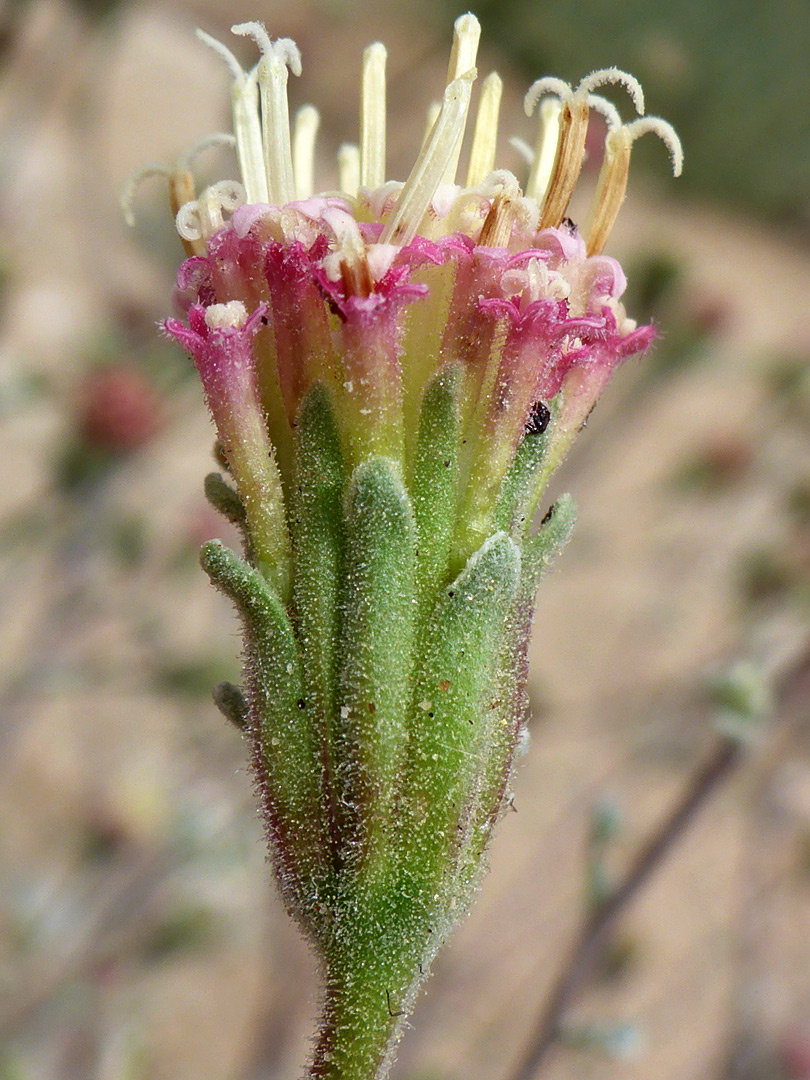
top-left (127, 20), bottom-right (682, 1077)
top-left (130, 13), bottom-right (681, 586)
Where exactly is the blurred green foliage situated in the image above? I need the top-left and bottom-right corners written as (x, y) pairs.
top-left (7, 0), bottom-right (125, 24)
top-left (143, 905), bottom-right (218, 960)
top-left (441, 0), bottom-right (810, 226)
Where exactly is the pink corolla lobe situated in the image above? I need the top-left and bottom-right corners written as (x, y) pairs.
top-left (165, 196), bottom-right (652, 493)
top-left (165, 301), bottom-right (268, 452)
top-left (165, 297), bottom-right (292, 594)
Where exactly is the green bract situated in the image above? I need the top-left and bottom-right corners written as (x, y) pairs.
top-left (203, 378), bottom-right (574, 1079)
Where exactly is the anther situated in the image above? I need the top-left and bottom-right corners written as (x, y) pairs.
top-left (583, 128), bottom-right (631, 257)
top-left (360, 43), bottom-right (387, 189)
top-left (337, 144), bottom-right (360, 198)
top-left (466, 71), bottom-right (503, 187)
top-left (528, 89), bottom-right (590, 230)
top-left (525, 97), bottom-right (561, 202)
top-left (478, 173), bottom-right (521, 247)
top-left (197, 30), bottom-right (268, 203)
top-left (168, 171), bottom-right (198, 222)
top-left (338, 257), bottom-right (373, 299)
top-left (322, 208), bottom-right (373, 297)
top-left (585, 115), bottom-right (682, 256)
top-left (380, 71), bottom-right (476, 246)
top-left (421, 100), bottom-right (442, 149)
top-left (446, 14), bottom-right (481, 89)
top-left (524, 67), bottom-right (649, 232)
top-left (439, 13), bottom-right (481, 185)
top-left (232, 23), bottom-right (302, 205)
top-left (233, 65), bottom-right (268, 203)
top-left (293, 104), bottom-right (321, 199)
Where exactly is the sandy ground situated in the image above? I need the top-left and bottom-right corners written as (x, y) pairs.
top-left (0, 3), bottom-right (809, 1079)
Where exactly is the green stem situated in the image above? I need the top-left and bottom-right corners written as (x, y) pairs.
top-left (308, 944), bottom-right (420, 1080)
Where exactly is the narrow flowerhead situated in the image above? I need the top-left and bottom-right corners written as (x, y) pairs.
top-left (127, 23), bottom-right (682, 1078)
top-left (131, 12), bottom-right (681, 574)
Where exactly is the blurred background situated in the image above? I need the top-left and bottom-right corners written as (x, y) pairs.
top-left (1, 1), bottom-right (809, 1078)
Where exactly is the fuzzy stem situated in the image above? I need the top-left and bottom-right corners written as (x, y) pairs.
top-left (308, 943), bottom-right (420, 1080)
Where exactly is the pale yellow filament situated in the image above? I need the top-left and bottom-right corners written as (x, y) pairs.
top-left (525, 98), bottom-right (561, 202)
top-left (380, 72), bottom-right (476, 246)
top-left (337, 144), bottom-right (360, 198)
top-left (293, 104), bottom-right (320, 199)
top-left (438, 13), bottom-right (481, 185)
top-left (360, 43), bottom-right (387, 189)
top-left (465, 72), bottom-right (503, 187)
top-left (585, 115), bottom-right (682, 255)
